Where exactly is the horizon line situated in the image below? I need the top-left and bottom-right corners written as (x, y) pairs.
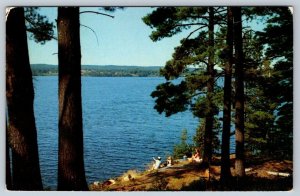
top-left (31, 63), bottom-right (163, 67)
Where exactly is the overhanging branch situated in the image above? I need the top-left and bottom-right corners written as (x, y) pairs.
top-left (80, 11), bottom-right (114, 18)
top-left (80, 24), bottom-right (99, 45)
top-left (183, 25), bottom-right (207, 42)
top-left (174, 22), bottom-right (208, 28)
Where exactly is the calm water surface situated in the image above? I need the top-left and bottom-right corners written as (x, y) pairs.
top-left (34, 76), bottom-right (202, 189)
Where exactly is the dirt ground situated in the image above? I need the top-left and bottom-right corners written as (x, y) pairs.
top-left (89, 158), bottom-right (293, 191)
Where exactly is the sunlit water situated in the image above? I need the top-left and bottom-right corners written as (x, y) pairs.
top-left (33, 76), bottom-right (234, 189)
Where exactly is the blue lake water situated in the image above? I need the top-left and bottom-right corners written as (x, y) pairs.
top-left (33, 76), bottom-right (234, 189)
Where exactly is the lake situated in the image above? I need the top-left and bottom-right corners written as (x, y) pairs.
top-left (33, 76), bottom-right (234, 189)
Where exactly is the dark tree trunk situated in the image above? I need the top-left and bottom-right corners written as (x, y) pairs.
top-left (6, 118), bottom-right (12, 190)
top-left (203, 7), bottom-right (215, 166)
top-left (221, 7), bottom-right (233, 183)
top-left (57, 7), bottom-right (88, 191)
top-left (233, 7), bottom-right (246, 177)
top-left (6, 7), bottom-right (43, 190)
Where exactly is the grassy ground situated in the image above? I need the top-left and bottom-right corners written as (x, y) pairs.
top-left (89, 157), bottom-right (292, 191)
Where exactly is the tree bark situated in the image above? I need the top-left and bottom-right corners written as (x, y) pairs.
top-left (6, 7), bottom-right (43, 190)
top-left (57, 7), bottom-right (88, 191)
top-left (233, 7), bottom-right (246, 177)
top-left (6, 118), bottom-right (12, 190)
top-left (203, 7), bottom-right (215, 166)
top-left (221, 7), bottom-right (233, 183)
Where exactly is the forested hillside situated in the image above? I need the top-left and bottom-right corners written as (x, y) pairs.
top-left (30, 64), bottom-right (161, 77)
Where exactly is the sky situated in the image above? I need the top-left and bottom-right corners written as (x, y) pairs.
top-left (27, 7), bottom-right (277, 67)
top-left (28, 7), bottom-right (192, 67)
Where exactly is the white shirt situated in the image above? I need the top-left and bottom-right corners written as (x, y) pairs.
top-left (153, 158), bottom-right (161, 169)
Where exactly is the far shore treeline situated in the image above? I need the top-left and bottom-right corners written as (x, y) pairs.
top-left (31, 64), bottom-right (162, 77)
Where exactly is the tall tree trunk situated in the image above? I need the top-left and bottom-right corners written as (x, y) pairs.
top-left (233, 7), bottom-right (246, 177)
top-left (6, 118), bottom-right (12, 190)
top-left (221, 7), bottom-right (233, 183)
top-left (6, 7), bottom-right (43, 190)
top-left (203, 7), bottom-right (215, 166)
top-left (57, 7), bottom-right (88, 191)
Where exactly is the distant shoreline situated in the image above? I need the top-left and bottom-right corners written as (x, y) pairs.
top-left (31, 64), bottom-right (162, 77)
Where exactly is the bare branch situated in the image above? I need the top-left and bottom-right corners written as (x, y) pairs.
top-left (80, 24), bottom-right (99, 46)
top-left (188, 91), bottom-right (206, 99)
top-left (183, 25), bottom-right (207, 42)
top-left (196, 59), bottom-right (209, 66)
top-left (214, 7), bottom-right (227, 14)
top-left (80, 11), bottom-right (114, 18)
top-left (214, 73), bottom-right (223, 83)
top-left (174, 22), bottom-right (208, 28)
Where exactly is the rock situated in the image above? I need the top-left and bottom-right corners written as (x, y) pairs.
top-left (245, 168), bottom-right (252, 172)
top-left (267, 171), bottom-right (291, 177)
top-left (102, 179), bottom-right (116, 186)
top-left (123, 174), bottom-right (132, 181)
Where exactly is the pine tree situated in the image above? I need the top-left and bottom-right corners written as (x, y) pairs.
top-left (144, 7), bottom-right (226, 165)
top-left (6, 7), bottom-right (43, 190)
top-left (57, 7), bottom-right (88, 190)
top-left (202, 7), bottom-right (215, 165)
top-left (255, 7), bottom-right (293, 159)
top-left (240, 7), bottom-right (293, 161)
top-left (220, 6), bottom-right (233, 183)
top-left (233, 7), bottom-right (246, 178)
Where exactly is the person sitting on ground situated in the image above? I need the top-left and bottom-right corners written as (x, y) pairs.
top-left (152, 156), bottom-right (162, 170)
top-left (167, 156), bottom-right (173, 167)
top-left (189, 148), bottom-right (202, 163)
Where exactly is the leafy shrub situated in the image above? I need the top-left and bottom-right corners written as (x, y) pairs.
top-left (173, 129), bottom-right (193, 159)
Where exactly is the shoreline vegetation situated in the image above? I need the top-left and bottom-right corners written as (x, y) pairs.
top-left (89, 155), bottom-right (292, 191)
top-left (31, 64), bottom-right (162, 77)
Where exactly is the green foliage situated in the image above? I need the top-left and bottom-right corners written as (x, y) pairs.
top-left (251, 7), bottom-right (292, 160)
top-left (99, 7), bottom-right (124, 12)
top-left (173, 129), bottom-right (193, 159)
top-left (151, 81), bottom-right (190, 117)
top-left (143, 7), bottom-right (208, 41)
top-left (193, 119), bottom-right (221, 154)
top-left (146, 7), bottom-right (225, 165)
top-left (146, 7), bottom-right (223, 118)
top-left (160, 31), bottom-right (210, 80)
top-left (192, 95), bottom-right (220, 118)
top-left (24, 7), bottom-right (55, 44)
top-left (146, 6), bottom-right (293, 162)
top-left (242, 7), bottom-right (293, 160)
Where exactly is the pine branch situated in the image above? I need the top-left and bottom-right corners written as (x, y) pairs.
top-left (184, 25), bottom-right (208, 42)
top-left (214, 7), bottom-right (227, 14)
top-left (174, 22), bottom-right (208, 28)
top-left (214, 72), bottom-right (224, 83)
top-left (26, 28), bottom-right (57, 41)
top-left (193, 60), bottom-right (209, 67)
top-left (80, 11), bottom-right (114, 18)
top-left (80, 24), bottom-right (99, 45)
top-left (24, 16), bottom-right (57, 41)
top-left (188, 91), bottom-right (206, 99)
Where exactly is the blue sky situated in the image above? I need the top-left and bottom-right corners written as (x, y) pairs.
top-left (27, 7), bottom-right (269, 67)
top-left (27, 7), bottom-right (192, 67)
